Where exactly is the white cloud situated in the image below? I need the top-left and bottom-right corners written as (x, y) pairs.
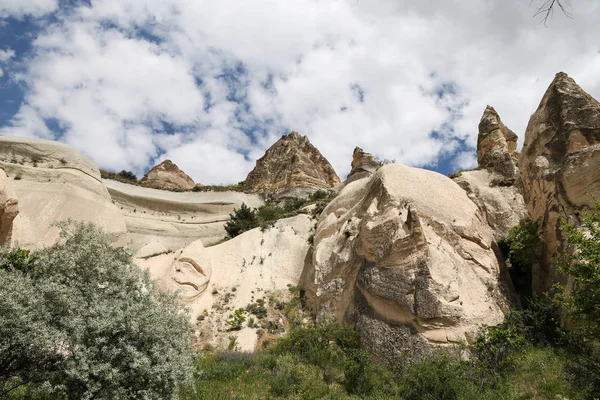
top-left (0, 0), bottom-right (58, 18)
top-left (2, 0), bottom-right (600, 183)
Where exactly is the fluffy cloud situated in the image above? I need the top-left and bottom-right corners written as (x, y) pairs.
top-left (1, 0), bottom-right (600, 183)
top-left (0, 0), bottom-right (58, 19)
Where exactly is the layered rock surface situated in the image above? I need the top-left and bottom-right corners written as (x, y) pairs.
top-left (519, 72), bottom-right (600, 293)
top-left (302, 164), bottom-right (513, 363)
top-left (477, 106), bottom-right (519, 179)
top-left (0, 135), bottom-right (127, 248)
top-left (0, 169), bottom-right (18, 245)
top-left (140, 159), bottom-right (195, 190)
top-left (104, 178), bottom-right (263, 251)
top-left (244, 131), bottom-right (340, 197)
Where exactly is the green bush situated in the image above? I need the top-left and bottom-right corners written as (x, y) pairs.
top-left (224, 203), bottom-right (259, 238)
top-left (0, 221), bottom-right (194, 399)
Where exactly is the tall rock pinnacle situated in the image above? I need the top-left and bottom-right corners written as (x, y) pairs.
top-left (477, 105), bottom-right (519, 178)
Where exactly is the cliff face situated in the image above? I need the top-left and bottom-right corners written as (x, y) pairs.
top-left (140, 159), bottom-right (196, 191)
top-left (244, 132), bottom-right (340, 196)
top-left (519, 72), bottom-right (600, 293)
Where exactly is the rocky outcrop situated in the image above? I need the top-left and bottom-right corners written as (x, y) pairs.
top-left (140, 159), bottom-right (195, 191)
top-left (301, 164), bottom-right (513, 363)
top-left (519, 72), bottom-right (600, 293)
top-left (477, 106), bottom-right (519, 180)
top-left (136, 214), bottom-right (314, 351)
top-left (103, 178), bottom-right (263, 251)
top-left (346, 147), bottom-right (382, 184)
top-left (244, 131), bottom-right (340, 197)
top-left (0, 169), bottom-right (18, 245)
top-left (0, 136), bottom-right (127, 248)
top-left (453, 170), bottom-right (528, 240)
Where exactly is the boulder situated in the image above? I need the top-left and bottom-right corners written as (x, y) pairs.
top-left (477, 106), bottom-right (519, 180)
top-left (301, 164), bottom-right (514, 363)
top-left (244, 131), bottom-right (340, 197)
top-left (519, 72), bottom-right (600, 293)
top-left (346, 147), bottom-right (382, 184)
top-left (140, 159), bottom-right (195, 191)
top-left (0, 169), bottom-right (18, 245)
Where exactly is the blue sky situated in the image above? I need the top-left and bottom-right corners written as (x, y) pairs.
top-left (0, 0), bottom-right (599, 184)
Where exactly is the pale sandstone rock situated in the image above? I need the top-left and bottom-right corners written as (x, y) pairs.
top-left (137, 214), bottom-right (314, 351)
top-left (519, 72), bottom-right (600, 293)
top-left (453, 170), bottom-right (528, 240)
top-left (0, 169), bottom-right (18, 245)
top-left (477, 106), bottom-right (519, 179)
top-left (140, 159), bottom-right (195, 191)
top-left (301, 164), bottom-right (513, 363)
top-left (104, 178), bottom-right (263, 251)
top-left (0, 136), bottom-right (127, 248)
top-left (346, 147), bottom-right (382, 184)
top-left (244, 131), bottom-right (340, 197)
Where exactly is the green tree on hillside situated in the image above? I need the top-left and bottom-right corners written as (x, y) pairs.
top-left (0, 221), bottom-right (194, 399)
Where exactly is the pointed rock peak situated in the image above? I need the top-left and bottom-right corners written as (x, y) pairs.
top-left (140, 160), bottom-right (195, 191)
top-left (244, 131), bottom-right (340, 195)
top-left (477, 106), bottom-right (519, 179)
top-left (346, 146), bottom-right (382, 184)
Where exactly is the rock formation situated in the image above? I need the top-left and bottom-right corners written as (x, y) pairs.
top-left (103, 178), bottom-right (263, 251)
top-left (244, 131), bottom-right (340, 197)
top-left (477, 106), bottom-right (519, 180)
top-left (345, 147), bottom-right (382, 184)
top-left (301, 164), bottom-right (513, 363)
top-left (140, 159), bottom-right (195, 191)
top-left (0, 136), bottom-right (127, 248)
top-left (0, 169), bottom-right (19, 245)
top-left (519, 72), bottom-right (600, 293)
top-left (137, 214), bottom-right (314, 351)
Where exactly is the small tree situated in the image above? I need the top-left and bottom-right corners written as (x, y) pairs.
top-left (224, 203), bottom-right (258, 238)
top-left (556, 200), bottom-right (600, 338)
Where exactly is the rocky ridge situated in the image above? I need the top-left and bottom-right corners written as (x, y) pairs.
top-left (140, 159), bottom-right (196, 190)
top-left (244, 131), bottom-right (340, 197)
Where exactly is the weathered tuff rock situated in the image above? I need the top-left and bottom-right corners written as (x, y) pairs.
top-left (520, 72), bottom-right (600, 293)
top-left (0, 135), bottom-right (127, 248)
top-left (0, 169), bottom-right (18, 245)
top-left (137, 214), bottom-right (314, 351)
top-left (244, 132), bottom-right (340, 197)
top-left (345, 147), bottom-right (382, 184)
top-left (453, 170), bottom-right (528, 240)
top-left (103, 178), bottom-right (263, 251)
top-left (141, 159), bottom-right (195, 190)
top-left (477, 106), bottom-right (519, 179)
top-left (301, 164), bottom-right (513, 363)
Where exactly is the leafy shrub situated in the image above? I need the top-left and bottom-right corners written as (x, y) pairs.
top-left (117, 170), bottom-right (137, 181)
top-left (224, 203), bottom-right (259, 238)
top-left (227, 309), bottom-right (247, 331)
top-left (0, 221), bottom-right (194, 399)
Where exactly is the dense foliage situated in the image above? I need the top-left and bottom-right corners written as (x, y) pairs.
top-left (0, 221), bottom-right (194, 399)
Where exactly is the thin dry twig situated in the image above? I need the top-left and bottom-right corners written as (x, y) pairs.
top-left (532, 0), bottom-right (573, 26)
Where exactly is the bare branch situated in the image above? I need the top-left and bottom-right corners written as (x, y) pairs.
top-left (531, 0), bottom-right (573, 26)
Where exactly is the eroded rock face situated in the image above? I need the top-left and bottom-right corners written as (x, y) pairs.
top-left (519, 72), bottom-right (600, 293)
top-left (301, 164), bottom-right (513, 363)
top-left (137, 214), bottom-right (314, 351)
top-left (140, 160), bottom-right (195, 191)
top-left (346, 147), bottom-right (382, 184)
top-left (0, 169), bottom-right (18, 245)
top-left (0, 136), bottom-right (127, 248)
top-left (244, 132), bottom-right (340, 196)
top-left (477, 106), bottom-right (519, 179)
top-left (453, 170), bottom-right (528, 240)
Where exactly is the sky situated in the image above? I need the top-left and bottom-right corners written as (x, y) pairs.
top-left (0, 0), bottom-right (599, 184)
